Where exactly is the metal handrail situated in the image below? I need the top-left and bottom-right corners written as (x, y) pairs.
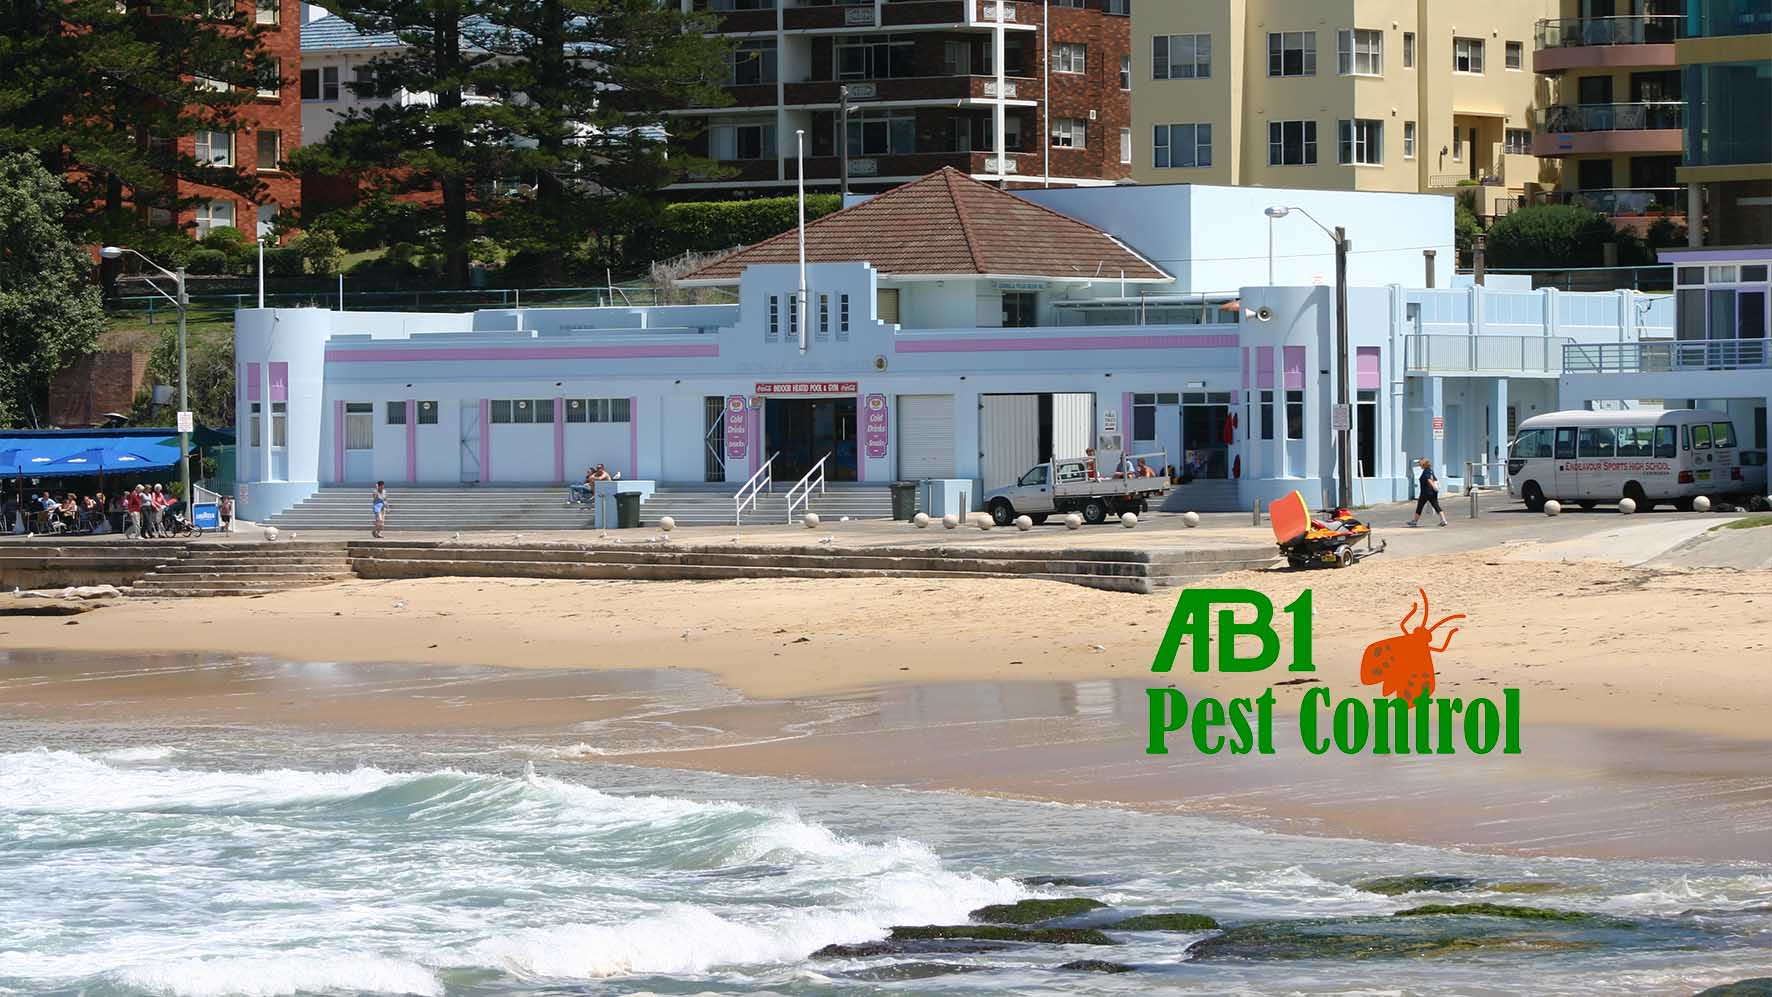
top-left (734, 452), bottom-right (776, 532)
top-left (785, 452), bottom-right (830, 524)
top-left (1535, 14), bottom-right (1681, 48)
top-left (1562, 339), bottom-right (1772, 373)
top-left (1537, 101), bottom-right (1684, 133)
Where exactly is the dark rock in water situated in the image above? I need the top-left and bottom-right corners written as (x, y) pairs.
top-left (890, 925), bottom-right (1118, 946)
top-left (812, 939), bottom-right (1009, 959)
top-left (1020, 874), bottom-right (1115, 888)
top-left (812, 942), bottom-right (901, 959)
top-left (1104, 912), bottom-right (1220, 932)
top-left (1696, 980), bottom-right (1772, 996)
top-left (1355, 875), bottom-right (1482, 896)
top-left (970, 898), bottom-right (1107, 924)
top-left (1392, 903), bottom-right (1632, 926)
top-left (1185, 918), bottom-right (1603, 962)
top-left (1486, 881), bottom-right (1563, 895)
top-left (1058, 959), bottom-right (1136, 974)
top-left (845, 962), bottom-right (986, 982)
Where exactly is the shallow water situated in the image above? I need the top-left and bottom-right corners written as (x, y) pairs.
top-left (3, 717), bottom-right (1771, 997)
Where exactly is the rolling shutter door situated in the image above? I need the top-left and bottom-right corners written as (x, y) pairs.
top-left (897, 394), bottom-right (955, 479)
top-left (1051, 392), bottom-right (1096, 459)
top-left (981, 394), bottom-right (1041, 491)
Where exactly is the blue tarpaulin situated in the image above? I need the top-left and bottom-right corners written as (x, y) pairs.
top-left (0, 431), bottom-right (189, 476)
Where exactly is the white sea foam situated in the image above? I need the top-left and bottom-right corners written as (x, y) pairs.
top-left (117, 953), bottom-right (442, 997)
top-left (98, 745), bottom-right (179, 762)
top-left (0, 748), bottom-right (410, 813)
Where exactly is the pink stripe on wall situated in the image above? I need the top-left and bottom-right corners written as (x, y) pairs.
top-left (897, 334), bottom-right (1237, 354)
top-left (1283, 346), bottom-right (1305, 391)
top-left (405, 400), bottom-right (417, 483)
top-left (478, 399), bottom-right (490, 484)
top-left (332, 401), bottom-right (345, 483)
top-left (326, 344), bottom-right (719, 363)
top-left (1357, 347), bottom-right (1382, 391)
top-left (269, 362), bottom-right (288, 403)
top-left (247, 363), bottom-right (261, 402)
top-left (1256, 347), bottom-right (1275, 390)
top-left (628, 396), bottom-right (638, 480)
top-left (553, 395), bottom-right (566, 484)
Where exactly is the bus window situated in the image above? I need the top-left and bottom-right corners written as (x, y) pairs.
top-left (1511, 429), bottom-right (1548, 459)
top-left (1654, 425), bottom-right (1676, 458)
top-left (1692, 423), bottom-right (1712, 449)
top-left (1615, 427), bottom-right (1643, 458)
top-left (1554, 427), bottom-right (1577, 460)
top-left (1713, 422), bottom-right (1737, 449)
top-left (1578, 427), bottom-right (1616, 457)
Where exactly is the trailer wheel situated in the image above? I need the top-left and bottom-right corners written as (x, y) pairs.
top-left (987, 499), bottom-right (1015, 526)
top-left (1521, 481), bottom-right (1545, 512)
top-left (1335, 545), bottom-right (1355, 569)
top-left (1081, 499), bottom-right (1108, 525)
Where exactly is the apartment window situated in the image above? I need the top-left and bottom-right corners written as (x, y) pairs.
top-left (1153, 33), bottom-right (1211, 80)
top-left (767, 295), bottom-right (780, 341)
top-left (710, 121), bottom-right (775, 160)
top-left (193, 130), bottom-right (232, 168)
top-left (1505, 40), bottom-right (1523, 70)
top-left (1337, 29), bottom-right (1382, 77)
top-left (1260, 390), bottom-right (1275, 440)
top-left (787, 294), bottom-right (799, 342)
top-left (249, 403), bottom-right (261, 445)
top-left (256, 130), bottom-right (280, 171)
top-left (256, 0), bottom-right (278, 24)
top-left (1104, 0), bottom-right (1129, 13)
top-left (727, 40), bottom-right (777, 85)
top-left (847, 110), bottom-right (915, 156)
top-left (1504, 128), bottom-right (1532, 155)
top-left (1120, 55), bottom-right (1131, 90)
top-left (1054, 43), bottom-right (1086, 75)
top-left (1051, 117), bottom-right (1086, 149)
top-left (1268, 31), bottom-right (1316, 77)
top-left (1153, 123), bottom-right (1211, 168)
top-left (196, 75), bottom-right (230, 93)
top-left (1002, 292), bottom-right (1037, 328)
top-left (817, 293), bottom-right (830, 340)
top-left (1402, 31), bottom-right (1415, 69)
top-left (1268, 120), bottom-right (1317, 165)
top-left (300, 65), bottom-right (339, 101)
top-left (1403, 120), bottom-right (1416, 159)
top-left (1338, 119), bottom-right (1382, 165)
top-left (386, 402), bottom-right (406, 425)
top-left (835, 34), bottom-right (915, 80)
top-left (838, 294), bottom-right (850, 339)
top-left (257, 57), bottom-right (280, 98)
top-left (1286, 391), bottom-right (1304, 441)
top-left (1120, 127), bottom-right (1132, 164)
top-left (271, 402), bottom-right (287, 447)
top-left (1453, 37), bottom-right (1484, 74)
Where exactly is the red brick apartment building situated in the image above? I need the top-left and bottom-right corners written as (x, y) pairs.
top-left (673, 0), bottom-right (1133, 194)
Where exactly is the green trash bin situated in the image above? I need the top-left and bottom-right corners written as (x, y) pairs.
top-left (889, 482), bottom-right (919, 521)
top-left (615, 491), bottom-right (642, 529)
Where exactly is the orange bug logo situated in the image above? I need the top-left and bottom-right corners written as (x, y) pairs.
top-left (1360, 588), bottom-right (1465, 705)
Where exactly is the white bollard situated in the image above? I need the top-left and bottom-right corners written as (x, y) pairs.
top-left (1121, 512), bottom-right (1138, 529)
top-left (263, 526), bottom-right (279, 541)
top-left (1693, 495), bottom-right (1712, 513)
top-left (1014, 515), bottom-right (1033, 531)
top-left (659, 516), bottom-right (676, 532)
top-left (941, 514), bottom-right (959, 530)
top-left (1544, 500), bottom-right (1562, 517)
top-left (803, 512), bottom-right (820, 529)
top-left (976, 515), bottom-right (992, 531)
top-left (1065, 513), bottom-right (1083, 530)
top-left (1618, 498), bottom-right (1636, 515)
top-left (1182, 511), bottom-right (1200, 528)
top-left (913, 512), bottom-right (930, 529)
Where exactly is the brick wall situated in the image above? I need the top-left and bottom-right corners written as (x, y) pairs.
top-left (1037, 1), bottom-right (1133, 183)
top-left (46, 352), bottom-right (150, 428)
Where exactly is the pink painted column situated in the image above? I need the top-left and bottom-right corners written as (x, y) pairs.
top-left (332, 400), bottom-right (345, 483)
top-left (856, 391), bottom-right (866, 482)
top-left (628, 396), bottom-right (638, 480)
top-left (478, 399), bottom-right (491, 484)
top-left (405, 400), bottom-right (417, 483)
top-left (553, 395), bottom-right (566, 484)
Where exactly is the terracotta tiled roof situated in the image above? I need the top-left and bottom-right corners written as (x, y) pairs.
top-left (678, 169), bottom-right (1170, 284)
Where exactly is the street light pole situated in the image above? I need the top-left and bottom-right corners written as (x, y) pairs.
top-left (839, 84), bottom-right (851, 201)
top-left (176, 266), bottom-right (190, 502)
top-left (1263, 207), bottom-right (1354, 510)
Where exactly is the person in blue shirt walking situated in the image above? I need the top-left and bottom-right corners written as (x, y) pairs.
top-left (1406, 458), bottom-right (1448, 527)
top-left (371, 481), bottom-right (388, 538)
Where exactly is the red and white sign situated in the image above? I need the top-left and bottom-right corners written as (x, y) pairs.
top-left (863, 393), bottom-right (889, 459)
top-left (724, 394), bottom-right (749, 459)
top-left (755, 381), bottom-right (859, 396)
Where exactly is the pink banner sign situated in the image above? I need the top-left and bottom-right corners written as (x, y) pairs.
top-left (724, 395), bottom-right (749, 459)
top-left (863, 393), bottom-right (889, 459)
top-left (756, 381), bottom-right (859, 395)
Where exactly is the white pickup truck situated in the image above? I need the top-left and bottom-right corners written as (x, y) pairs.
top-left (983, 453), bottom-right (1170, 526)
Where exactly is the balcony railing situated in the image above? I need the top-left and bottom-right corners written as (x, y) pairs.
top-left (1686, 0), bottom-right (1772, 38)
top-left (1541, 187), bottom-right (1688, 218)
top-left (1535, 14), bottom-right (1682, 48)
top-left (1563, 339), bottom-right (1772, 373)
top-left (1406, 335), bottom-right (1572, 376)
top-left (1537, 102), bottom-right (1684, 133)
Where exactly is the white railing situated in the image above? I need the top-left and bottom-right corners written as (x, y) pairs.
top-left (734, 452), bottom-right (776, 533)
top-left (1406, 334), bottom-right (1572, 375)
top-left (785, 452), bottom-right (830, 524)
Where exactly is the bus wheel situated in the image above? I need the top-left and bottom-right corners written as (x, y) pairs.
top-left (1624, 482), bottom-right (1652, 512)
top-left (1522, 482), bottom-right (1545, 512)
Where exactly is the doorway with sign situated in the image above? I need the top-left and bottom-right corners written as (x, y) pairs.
top-left (765, 397), bottom-right (857, 483)
top-left (1181, 392), bottom-right (1232, 479)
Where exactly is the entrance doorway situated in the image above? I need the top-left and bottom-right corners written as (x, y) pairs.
top-left (765, 397), bottom-right (857, 483)
top-left (1181, 394), bottom-right (1232, 479)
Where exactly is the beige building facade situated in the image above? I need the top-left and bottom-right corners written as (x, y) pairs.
top-left (1131, 0), bottom-right (1557, 217)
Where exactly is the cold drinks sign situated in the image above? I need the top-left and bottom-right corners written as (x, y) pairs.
top-left (725, 395), bottom-right (749, 459)
top-left (864, 394), bottom-right (889, 459)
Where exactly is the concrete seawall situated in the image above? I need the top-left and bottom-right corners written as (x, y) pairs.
top-left (0, 542), bottom-right (189, 590)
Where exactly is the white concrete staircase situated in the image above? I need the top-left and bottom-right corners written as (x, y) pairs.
top-left (1159, 479), bottom-right (1244, 513)
top-left (129, 542), bottom-right (354, 598)
top-left (265, 487), bottom-right (593, 532)
top-left (641, 484), bottom-right (894, 527)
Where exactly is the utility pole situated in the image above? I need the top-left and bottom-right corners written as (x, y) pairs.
top-left (839, 84), bottom-right (850, 200)
top-left (1333, 228), bottom-right (1352, 511)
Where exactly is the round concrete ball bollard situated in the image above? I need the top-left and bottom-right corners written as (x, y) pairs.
top-left (976, 515), bottom-right (992, 531)
top-left (1543, 500), bottom-right (1562, 517)
top-left (941, 514), bottom-right (960, 530)
top-left (803, 512), bottom-right (820, 529)
top-left (1618, 498), bottom-right (1636, 515)
top-left (659, 516), bottom-right (676, 532)
top-left (1183, 511), bottom-right (1201, 528)
top-left (1121, 512), bottom-right (1138, 528)
top-left (263, 526), bottom-right (279, 541)
top-left (1014, 515), bottom-right (1033, 531)
top-left (913, 512), bottom-right (930, 529)
top-left (1693, 495), bottom-right (1712, 513)
top-left (1065, 513), bottom-right (1083, 530)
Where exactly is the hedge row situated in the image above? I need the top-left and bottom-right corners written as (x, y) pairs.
top-left (644, 195), bottom-right (845, 261)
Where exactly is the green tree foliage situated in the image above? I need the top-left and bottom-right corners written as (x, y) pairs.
top-left (1455, 201), bottom-right (1482, 267)
top-left (290, 0), bottom-right (731, 287)
top-left (133, 327), bottom-right (235, 429)
top-left (639, 195), bottom-right (844, 261)
top-left (0, 151), bottom-right (107, 427)
top-left (0, 0), bottom-right (279, 247)
top-left (1485, 204), bottom-right (1652, 269)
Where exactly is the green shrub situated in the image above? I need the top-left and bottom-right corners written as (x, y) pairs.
top-left (294, 230), bottom-right (343, 275)
top-left (264, 246), bottom-right (304, 276)
top-left (185, 248), bottom-right (229, 275)
top-left (200, 225), bottom-right (252, 259)
top-left (650, 195), bottom-right (844, 260)
top-left (1485, 204), bottom-right (1652, 269)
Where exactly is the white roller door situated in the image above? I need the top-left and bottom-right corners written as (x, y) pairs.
top-left (981, 394), bottom-right (1041, 491)
top-left (1052, 392), bottom-right (1095, 459)
top-left (897, 394), bottom-right (956, 480)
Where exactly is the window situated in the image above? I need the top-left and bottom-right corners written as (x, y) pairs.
top-left (817, 293), bottom-right (830, 339)
top-left (1104, 0), bottom-right (1129, 13)
top-left (1268, 120), bottom-right (1317, 165)
top-left (1504, 128), bottom-right (1531, 155)
top-left (1577, 427), bottom-right (1616, 457)
top-left (1260, 390), bottom-right (1275, 440)
top-left (1453, 37), bottom-right (1484, 74)
top-left (417, 401), bottom-right (438, 425)
top-left (256, 0), bottom-right (278, 24)
top-left (1337, 28), bottom-right (1382, 76)
top-left (1511, 429), bottom-right (1550, 459)
top-left (490, 400), bottom-right (512, 423)
top-left (1505, 40), bottom-right (1523, 70)
top-left (727, 40), bottom-right (777, 85)
top-left (563, 398), bottom-right (629, 424)
top-left (1357, 388), bottom-right (1378, 476)
top-left (386, 402), bottom-right (406, 425)
top-left (1691, 423), bottom-right (1712, 450)
top-left (194, 130), bottom-right (233, 167)
top-left (1451, 128), bottom-right (1462, 161)
top-left (1120, 127), bottom-right (1132, 164)
top-left (344, 403), bottom-right (374, 451)
top-left (1338, 119), bottom-right (1382, 165)
top-left (1153, 33), bottom-right (1211, 79)
top-left (271, 402), bottom-right (287, 447)
top-left (300, 65), bottom-right (339, 101)
top-left (1713, 422), bottom-right (1737, 449)
top-left (1153, 123), bottom-right (1211, 168)
top-left (534, 398), bottom-right (555, 423)
top-left (1054, 43), bottom-right (1086, 74)
top-left (1018, 465), bottom-right (1050, 487)
top-left (194, 200), bottom-right (235, 237)
top-left (788, 294), bottom-right (799, 341)
top-left (838, 294), bottom-right (850, 338)
top-left (847, 111), bottom-right (915, 156)
top-left (1285, 390), bottom-right (1304, 440)
top-left (256, 130), bottom-right (280, 171)
top-left (1403, 31), bottom-right (1415, 68)
top-left (1554, 427), bottom-right (1577, 460)
top-left (710, 121), bottom-right (775, 160)
top-left (1268, 31), bottom-right (1316, 77)
top-left (767, 295), bottom-right (780, 342)
top-left (257, 58), bottom-right (280, 98)
top-left (1002, 292), bottom-right (1037, 328)
top-left (1403, 120), bottom-right (1416, 159)
top-left (249, 403), bottom-right (261, 446)
top-left (1120, 55), bottom-right (1131, 90)
top-left (835, 34), bottom-right (915, 80)
top-left (1648, 426), bottom-right (1675, 458)
top-left (350, 64), bottom-right (372, 96)
top-left (1051, 117), bottom-right (1086, 149)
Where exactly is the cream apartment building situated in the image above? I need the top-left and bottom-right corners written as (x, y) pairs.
top-left (1131, 1), bottom-right (1557, 217)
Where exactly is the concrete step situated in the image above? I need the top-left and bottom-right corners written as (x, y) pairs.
top-left (148, 564), bottom-right (351, 576)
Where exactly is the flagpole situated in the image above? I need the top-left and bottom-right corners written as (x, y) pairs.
top-left (796, 128), bottom-right (808, 356)
top-left (257, 238), bottom-right (265, 308)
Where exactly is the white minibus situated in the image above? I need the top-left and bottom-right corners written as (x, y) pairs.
top-left (1507, 409), bottom-right (1744, 511)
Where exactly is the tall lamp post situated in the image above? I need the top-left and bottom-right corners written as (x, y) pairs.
top-left (100, 246), bottom-right (190, 502)
top-left (1263, 206), bottom-right (1353, 510)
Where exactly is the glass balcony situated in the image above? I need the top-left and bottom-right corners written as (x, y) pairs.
top-left (1536, 14), bottom-right (1682, 48)
top-left (1537, 102), bottom-right (1685, 132)
top-left (1686, 0), bottom-right (1772, 37)
top-left (1544, 187), bottom-right (1689, 218)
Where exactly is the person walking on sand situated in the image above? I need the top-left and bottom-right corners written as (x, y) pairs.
top-left (371, 480), bottom-right (388, 538)
top-left (1406, 457), bottom-right (1448, 527)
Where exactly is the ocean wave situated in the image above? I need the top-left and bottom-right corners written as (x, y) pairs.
top-left (0, 749), bottom-right (410, 814)
top-left (115, 953), bottom-right (441, 997)
top-left (98, 745), bottom-right (179, 762)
